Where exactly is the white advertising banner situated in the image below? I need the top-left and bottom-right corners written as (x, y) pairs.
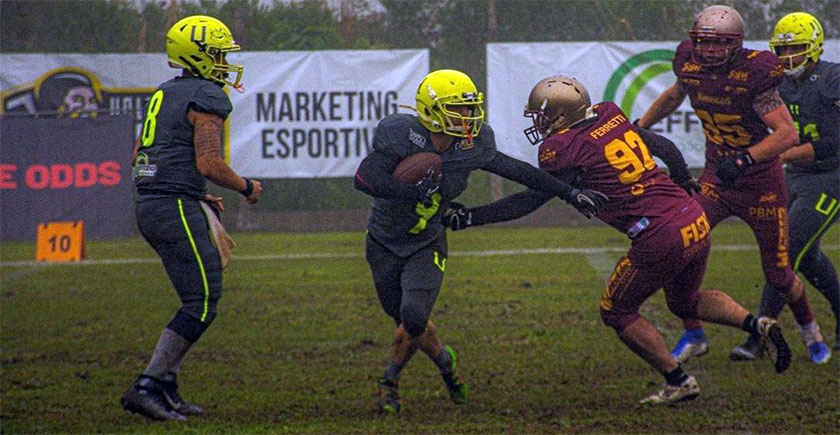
top-left (487, 40), bottom-right (840, 168)
top-left (1, 49), bottom-right (429, 178)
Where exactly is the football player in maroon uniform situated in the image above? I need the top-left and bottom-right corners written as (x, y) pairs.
top-left (444, 76), bottom-right (792, 404)
top-left (637, 4), bottom-right (830, 364)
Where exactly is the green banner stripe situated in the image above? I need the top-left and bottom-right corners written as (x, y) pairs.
top-left (620, 62), bottom-right (674, 116)
top-left (603, 49), bottom-right (675, 102)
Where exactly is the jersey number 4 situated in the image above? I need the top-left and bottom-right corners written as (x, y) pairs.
top-left (141, 90), bottom-right (164, 147)
top-left (604, 130), bottom-right (656, 184)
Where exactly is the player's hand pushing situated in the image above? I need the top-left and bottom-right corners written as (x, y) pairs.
top-left (565, 188), bottom-right (609, 219)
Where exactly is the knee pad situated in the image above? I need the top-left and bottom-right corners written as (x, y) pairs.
top-left (401, 303), bottom-right (430, 338)
top-left (166, 309), bottom-right (214, 343)
top-left (600, 309), bottom-right (639, 333)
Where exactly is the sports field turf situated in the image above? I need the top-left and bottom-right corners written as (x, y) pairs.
top-left (2, 223), bottom-right (838, 433)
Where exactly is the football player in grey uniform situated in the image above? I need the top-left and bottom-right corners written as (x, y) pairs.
top-left (354, 69), bottom-right (607, 413)
top-left (122, 15), bottom-right (262, 421)
top-left (731, 12), bottom-right (840, 360)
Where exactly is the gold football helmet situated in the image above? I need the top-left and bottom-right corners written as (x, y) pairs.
top-left (415, 69), bottom-right (484, 139)
top-left (770, 12), bottom-right (824, 78)
top-left (688, 5), bottom-right (745, 67)
top-left (166, 15), bottom-right (244, 89)
top-left (523, 76), bottom-right (592, 145)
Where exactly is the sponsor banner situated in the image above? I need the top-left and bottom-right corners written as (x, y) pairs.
top-left (229, 49), bottom-right (429, 178)
top-left (0, 115), bottom-right (136, 240)
top-left (487, 40), bottom-right (840, 168)
top-left (1, 50), bottom-right (429, 178)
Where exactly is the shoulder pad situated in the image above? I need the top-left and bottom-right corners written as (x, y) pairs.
top-left (192, 82), bottom-right (233, 120)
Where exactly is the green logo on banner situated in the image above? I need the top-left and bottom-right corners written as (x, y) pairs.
top-left (602, 49), bottom-right (675, 117)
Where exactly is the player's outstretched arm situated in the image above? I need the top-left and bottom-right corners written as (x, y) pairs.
top-left (482, 151), bottom-right (608, 218)
top-left (444, 190), bottom-right (554, 231)
top-left (779, 143), bottom-right (816, 165)
top-left (637, 84), bottom-right (687, 129)
top-left (191, 109), bottom-right (262, 204)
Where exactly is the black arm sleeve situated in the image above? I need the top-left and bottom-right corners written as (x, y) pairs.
top-left (637, 127), bottom-right (692, 183)
top-left (470, 189), bottom-right (554, 226)
top-left (353, 150), bottom-right (418, 199)
top-left (482, 151), bottom-right (574, 200)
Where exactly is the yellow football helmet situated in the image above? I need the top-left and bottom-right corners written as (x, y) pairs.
top-left (166, 15), bottom-right (244, 89)
top-left (770, 12), bottom-right (824, 77)
top-left (415, 69), bottom-right (484, 138)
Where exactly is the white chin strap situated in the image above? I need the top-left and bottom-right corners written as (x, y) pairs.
top-left (785, 63), bottom-right (807, 79)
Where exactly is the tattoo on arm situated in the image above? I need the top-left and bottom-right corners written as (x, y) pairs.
top-left (191, 110), bottom-right (246, 192)
top-left (753, 88), bottom-right (784, 117)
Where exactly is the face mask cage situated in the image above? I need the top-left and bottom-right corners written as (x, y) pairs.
top-left (206, 43), bottom-right (243, 89)
top-left (523, 108), bottom-right (553, 145)
top-left (689, 35), bottom-right (741, 67)
top-left (772, 43), bottom-right (812, 75)
top-left (435, 92), bottom-right (485, 139)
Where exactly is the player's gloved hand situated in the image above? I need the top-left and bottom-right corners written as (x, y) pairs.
top-left (565, 188), bottom-right (609, 219)
top-left (442, 201), bottom-right (472, 231)
top-left (673, 176), bottom-right (702, 196)
top-left (415, 167), bottom-right (441, 206)
top-left (714, 151), bottom-right (753, 188)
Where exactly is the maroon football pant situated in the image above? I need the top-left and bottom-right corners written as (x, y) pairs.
top-left (600, 205), bottom-right (711, 332)
top-left (681, 167), bottom-right (813, 329)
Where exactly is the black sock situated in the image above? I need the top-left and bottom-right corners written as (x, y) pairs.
top-left (664, 365), bottom-right (688, 386)
top-left (741, 314), bottom-right (759, 335)
top-left (433, 348), bottom-right (452, 376)
top-left (382, 361), bottom-right (404, 383)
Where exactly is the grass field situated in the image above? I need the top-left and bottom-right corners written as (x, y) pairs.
top-left (2, 223), bottom-right (839, 433)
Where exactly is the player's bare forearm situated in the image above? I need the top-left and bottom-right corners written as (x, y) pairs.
top-left (748, 100), bottom-right (799, 162)
top-left (637, 84), bottom-right (686, 129)
top-left (191, 110), bottom-right (248, 192)
top-left (131, 137), bottom-right (141, 164)
top-left (779, 143), bottom-right (815, 164)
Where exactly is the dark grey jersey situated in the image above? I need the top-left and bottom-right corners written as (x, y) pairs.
top-left (367, 113), bottom-right (497, 257)
top-left (780, 60), bottom-right (840, 173)
top-left (134, 76), bottom-right (233, 200)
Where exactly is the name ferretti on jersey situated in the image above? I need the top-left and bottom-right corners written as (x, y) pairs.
top-left (256, 90), bottom-right (400, 160)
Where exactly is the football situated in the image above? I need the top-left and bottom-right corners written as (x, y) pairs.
top-left (393, 152), bottom-right (441, 184)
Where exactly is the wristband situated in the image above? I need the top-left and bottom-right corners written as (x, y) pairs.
top-left (239, 177), bottom-right (254, 197)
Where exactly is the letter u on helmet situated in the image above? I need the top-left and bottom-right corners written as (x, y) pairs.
top-left (166, 15), bottom-right (244, 89)
top-left (523, 76), bottom-right (591, 145)
top-left (688, 5), bottom-right (745, 67)
top-left (415, 69), bottom-right (485, 139)
top-left (770, 12), bottom-right (824, 77)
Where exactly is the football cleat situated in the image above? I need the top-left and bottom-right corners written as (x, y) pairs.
top-left (808, 342), bottom-right (831, 364)
top-left (730, 334), bottom-right (764, 361)
top-left (376, 377), bottom-right (401, 414)
top-left (441, 346), bottom-right (469, 404)
top-left (756, 317), bottom-right (792, 373)
top-left (120, 375), bottom-right (186, 421)
top-left (671, 329), bottom-right (709, 363)
top-left (639, 375), bottom-right (700, 405)
top-left (161, 374), bottom-right (205, 416)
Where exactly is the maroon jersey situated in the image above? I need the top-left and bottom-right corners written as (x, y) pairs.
top-left (674, 39), bottom-right (785, 180)
top-left (538, 102), bottom-right (692, 238)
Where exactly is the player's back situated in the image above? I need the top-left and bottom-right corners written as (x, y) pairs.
top-left (134, 76), bottom-right (232, 201)
top-left (673, 40), bottom-right (785, 180)
top-left (538, 102), bottom-right (694, 240)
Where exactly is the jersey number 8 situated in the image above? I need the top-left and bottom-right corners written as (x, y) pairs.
top-left (141, 90), bottom-right (165, 147)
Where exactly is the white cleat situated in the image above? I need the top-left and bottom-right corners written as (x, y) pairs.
top-left (639, 375), bottom-right (700, 405)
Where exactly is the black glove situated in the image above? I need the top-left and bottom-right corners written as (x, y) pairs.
top-left (442, 201), bottom-right (472, 231)
top-left (714, 152), bottom-right (753, 188)
top-left (565, 188), bottom-right (609, 219)
top-left (674, 176), bottom-right (702, 196)
top-left (415, 167), bottom-right (441, 206)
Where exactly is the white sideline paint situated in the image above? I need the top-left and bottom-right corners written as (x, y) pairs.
top-left (2, 244), bottom-right (838, 268)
